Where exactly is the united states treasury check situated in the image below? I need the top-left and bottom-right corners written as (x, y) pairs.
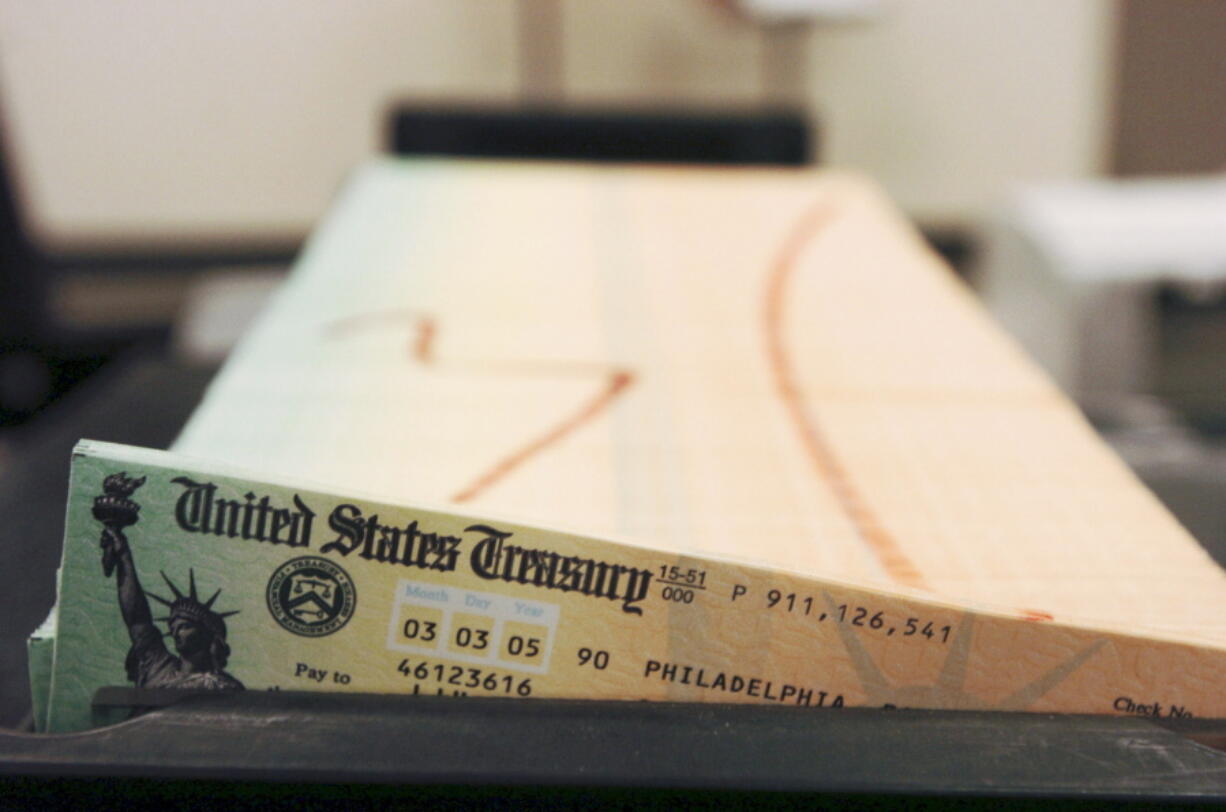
top-left (42, 440), bottom-right (1226, 732)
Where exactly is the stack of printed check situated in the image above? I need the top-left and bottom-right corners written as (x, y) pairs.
top-left (32, 160), bottom-right (1226, 732)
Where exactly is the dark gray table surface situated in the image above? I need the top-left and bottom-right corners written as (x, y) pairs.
top-left (2, 692), bottom-right (1226, 803)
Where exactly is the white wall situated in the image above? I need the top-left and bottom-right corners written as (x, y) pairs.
top-left (806, 0), bottom-right (1113, 226)
top-left (0, 0), bottom-right (1113, 246)
top-left (0, 0), bottom-right (518, 246)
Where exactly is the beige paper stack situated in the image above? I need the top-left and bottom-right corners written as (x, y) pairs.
top-left (173, 158), bottom-right (1226, 648)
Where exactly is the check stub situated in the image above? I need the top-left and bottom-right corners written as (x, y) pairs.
top-left (41, 440), bottom-right (1226, 732)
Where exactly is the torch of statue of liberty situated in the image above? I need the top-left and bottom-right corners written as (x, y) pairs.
top-left (94, 472), bottom-right (244, 691)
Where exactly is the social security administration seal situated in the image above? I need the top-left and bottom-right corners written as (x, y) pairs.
top-left (266, 556), bottom-right (357, 637)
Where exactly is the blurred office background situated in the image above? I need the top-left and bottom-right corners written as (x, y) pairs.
top-left (0, 0), bottom-right (1112, 241)
top-left (0, 0), bottom-right (1222, 548)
